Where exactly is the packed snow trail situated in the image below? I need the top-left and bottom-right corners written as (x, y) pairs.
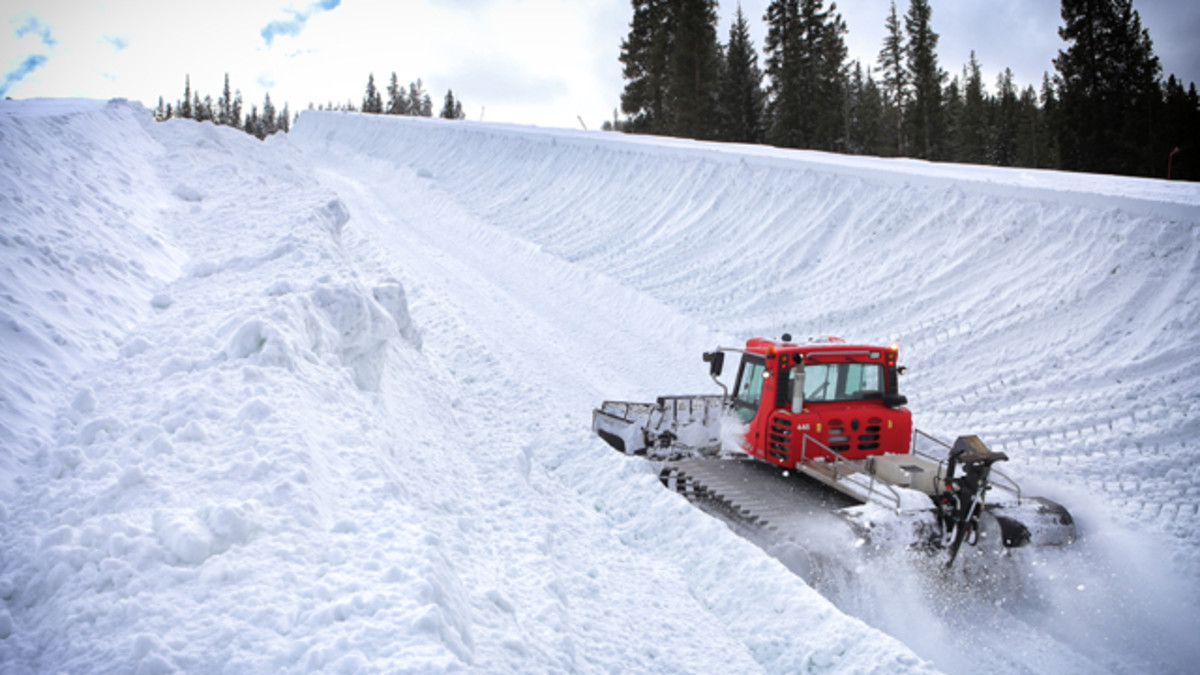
top-left (0, 100), bottom-right (932, 673)
top-left (290, 111), bottom-right (1200, 673)
top-left (303, 137), bottom-right (932, 672)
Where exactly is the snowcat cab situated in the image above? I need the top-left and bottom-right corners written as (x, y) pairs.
top-left (720, 336), bottom-right (913, 466)
top-left (593, 334), bottom-right (1075, 567)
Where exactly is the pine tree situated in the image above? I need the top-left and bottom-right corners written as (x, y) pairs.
top-left (719, 5), bottom-right (766, 142)
top-left (1015, 85), bottom-right (1042, 167)
top-left (619, 0), bottom-right (672, 134)
top-left (197, 95), bottom-right (214, 122)
top-left (816, 6), bottom-right (849, 151)
top-left (667, 0), bottom-right (723, 140)
top-left (218, 74), bottom-right (233, 126)
top-left (860, 67), bottom-right (885, 155)
top-left (179, 75), bottom-right (193, 119)
top-left (245, 105), bottom-right (260, 139)
top-left (764, 0), bottom-right (848, 150)
top-left (618, 0), bottom-right (723, 139)
top-left (1055, 0), bottom-right (1162, 175)
top-left (277, 103), bottom-right (290, 133)
top-left (992, 68), bottom-right (1019, 166)
top-left (1162, 75), bottom-right (1200, 180)
top-left (1039, 73), bottom-right (1061, 169)
top-left (876, 1), bottom-right (907, 155)
top-left (387, 73), bottom-right (408, 115)
top-left (904, 0), bottom-right (944, 160)
top-left (407, 80), bottom-right (430, 116)
top-left (764, 0), bottom-right (802, 147)
top-left (956, 52), bottom-right (987, 164)
top-left (363, 74), bottom-right (383, 113)
top-left (441, 90), bottom-right (465, 119)
top-left (231, 90), bottom-right (244, 130)
top-left (846, 61), bottom-right (884, 155)
top-left (261, 94), bottom-right (277, 138)
top-left (941, 75), bottom-right (961, 162)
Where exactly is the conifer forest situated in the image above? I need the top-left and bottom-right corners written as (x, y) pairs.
top-left (617, 0), bottom-right (1199, 180)
top-left (154, 0), bottom-right (1197, 181)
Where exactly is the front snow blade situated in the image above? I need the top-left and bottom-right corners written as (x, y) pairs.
top-left (986, 497), bottom-right (1076, 548)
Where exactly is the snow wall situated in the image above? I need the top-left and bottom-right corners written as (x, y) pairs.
top-left (2, 98), bottom-right (1198, 674)
top-left (292, 111), bottom-right (1200, 571)
top-left (1, 100), bottom-right (940, 674)
top-left (290, 111), bottom-right (1200, 672)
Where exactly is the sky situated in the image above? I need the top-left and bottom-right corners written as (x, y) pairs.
top-left (1, 0), bottom-right (1198, 130)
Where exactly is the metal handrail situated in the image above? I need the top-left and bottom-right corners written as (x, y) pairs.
top-left (797, 433), bottom-right (904, 512)
top-left (910, 428), bottom-right (1022, 503)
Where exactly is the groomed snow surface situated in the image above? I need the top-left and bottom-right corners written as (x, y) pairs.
top-left (1, 99), bottom-right (1197, 673)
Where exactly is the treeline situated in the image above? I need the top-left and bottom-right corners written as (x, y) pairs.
top-left (154, 75), bottom-right (292, 140)
top-left (353, 73), bottom-right (465, 120)
top-left (616, 0), bottom-right (1200, 180)
top-left (154, 73), bottom-right (466, 140)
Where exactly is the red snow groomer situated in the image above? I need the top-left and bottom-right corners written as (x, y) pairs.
top-left (593, 335), bottom-right (1075, 566)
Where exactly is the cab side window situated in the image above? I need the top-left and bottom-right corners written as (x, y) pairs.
top-left (733, 357), bottom-right (767, 423)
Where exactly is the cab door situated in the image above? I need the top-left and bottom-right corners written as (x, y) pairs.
top-left (731, 355), bottom-right (769, 459)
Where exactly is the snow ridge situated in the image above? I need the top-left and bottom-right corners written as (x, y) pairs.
top-left (3, 99), bottom-right (1198, 674)
top-left (0, 101), bottom-right (936, 673)
top-left (290, 111), bottom-right (1200, 673)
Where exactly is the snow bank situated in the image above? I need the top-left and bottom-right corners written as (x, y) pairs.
top-left (0, 101), bottom-right (935, 673)
top-left (0, 102), bottom-right (452, 673)
top-left (0, 99), bottom-right (185, 496)
top-left (292, 112), bottom-right (1200, 573)
top-left (3, 98), bottom-right (1196, 674)
top-left (291, 111), bottom-right (1200, 673)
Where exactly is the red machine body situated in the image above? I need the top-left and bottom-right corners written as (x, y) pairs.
top-left (729, 337), bottom-right (913, 467)
top-left (592, 334), bottom-right (1076, 566)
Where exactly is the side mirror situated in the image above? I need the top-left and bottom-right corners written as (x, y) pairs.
top-left (883, 392), bottom-right (908, 409)
top-left (702, 351), bottom-right (725, 377)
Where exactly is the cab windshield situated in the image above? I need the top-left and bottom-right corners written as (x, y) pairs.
top-left (803, 362), bottom-right (883, 402)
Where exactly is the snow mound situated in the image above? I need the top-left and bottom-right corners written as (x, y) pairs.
top-left (291, 110), bottom-right (1200, 673)
top-left (5, 98), bottom-right (1198, 674)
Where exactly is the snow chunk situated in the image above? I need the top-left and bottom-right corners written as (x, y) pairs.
top-left (131, 633), bottom-right (175, 675)
top-left (150, 292), bottom-right (173, 310)
top-left (173, 420), bottom-right (207, 443)
top-left (119, 336), bottom-right (152, 358)
top-left (265, 279), bottom-right (293, 296)
top-left (118, 466), bottom-right (144, 489)
top-left (236, 398), bottom-right (272, 423)
top-left (183, 259), bottom-right (219, 279)
top-left (153, 511), bottom-right (213, 565)
top-left (72, 389), bottom-right (96, 415)
top-left (309, 283), bottom-right (398, 390)
top-left (372, 280), bottom-right (421, 349)
top-left (39, 524), bottom-right (75, 551)
top-left (314, 198), bottom-right (350, 240)
top-left (224, 318), bottom-right (296, 371)
top-left (158, 356), bottom-right (195, 378)
top-left (79, 417), bottom-right (119, 446)
top-left (201, 501), bottom-right (257, 553)
top-left (171, 183), bottom-right (203, 202)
